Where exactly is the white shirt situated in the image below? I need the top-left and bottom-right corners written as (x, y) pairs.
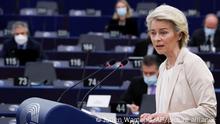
top-left (158, 66), bottom-right (174, 112)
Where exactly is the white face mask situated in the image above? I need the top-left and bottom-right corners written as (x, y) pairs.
top-left (204, 27), bottom-right (216, 36)
top-left (14, 34), bottom-right (28, 45)
top-left (116, 7), bottom-right (127, 17)
top-left (143, 74), bottom-right (157, 86)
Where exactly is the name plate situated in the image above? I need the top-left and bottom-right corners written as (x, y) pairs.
top-left (83, 78), bottom-right (98, 87)
top-left (129, 56), bottom-right (143, 68)
top-left (199, 45), bottom-right (211, 52)
top-left (111, 102), bottom-right (127, 114)
top-left (69, 58), bottom-right (84, 67)
top-left (4, 57), bottom-right (19, 66)
top-left (82, 43), bottom-right (94, 52)
top-left (14, 77), bottom-right (28, 86)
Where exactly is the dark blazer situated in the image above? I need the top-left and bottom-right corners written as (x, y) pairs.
top-left (122, 76), bottom-right (148, 106)
top-left (133, 38), bottom-right (166, 63)
top-left (2, 37), bottom-right (43, 65)
top-left (190, 28), bottom-right (220, 48)
top-left (106, 18), bottom-right (139, 36)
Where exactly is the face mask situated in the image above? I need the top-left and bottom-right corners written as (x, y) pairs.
top-left (204, 27), bottom-right (216, 36)
top-left (143, 74), bottom-right (157, 86)
top-left (116, 7), bottom-right (127, 17)
top-left (14, 34), bottom-right (28, 45)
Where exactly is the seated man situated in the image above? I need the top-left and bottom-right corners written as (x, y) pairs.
top-left (2, 21), bottom-right (43, 65)
top-left (189, 13), bottom-right (220, 52)
top-left (121, 55), bottom-right (159, 114)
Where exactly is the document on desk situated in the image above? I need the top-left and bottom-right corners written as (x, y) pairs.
top-left (87, 95), bottom-right (111, 108)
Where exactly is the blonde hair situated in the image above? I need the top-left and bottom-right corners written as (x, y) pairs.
top-left (146, 5), bottom-right (189, 48)
top-left (112, 0), bottom-right (133, 19)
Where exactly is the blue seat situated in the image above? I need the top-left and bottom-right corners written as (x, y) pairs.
top-left (24, 62), bottom-right (57, 85)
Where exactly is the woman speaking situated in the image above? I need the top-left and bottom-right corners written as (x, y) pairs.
top-left (140, 5), bottom-right (217, 124)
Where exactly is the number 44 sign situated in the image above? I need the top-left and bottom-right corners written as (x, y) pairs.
top-left (111, 102), bottom-right (127, 114)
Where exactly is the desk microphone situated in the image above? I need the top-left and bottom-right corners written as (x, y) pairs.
top-left (79, 59), bottom-right (128, 109)
top-left (57, 59), bottom-right (116, 102)
top-left (76, 50), bottom-right (91, 102)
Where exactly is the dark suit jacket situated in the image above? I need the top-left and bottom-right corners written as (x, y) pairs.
top-left (2, 37), bottom-right (43, 65)
top-left (133, 38), bottom-right (166, 64)
top-left (122, 76), bottom-right (148, 106)
top-left (190, 28), bottom-right (220, 48)
top-left (106, 18), bottom-right (139, 36)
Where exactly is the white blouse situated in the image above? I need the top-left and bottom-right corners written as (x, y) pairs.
top-left (158, 66), bottom-right (174, 112)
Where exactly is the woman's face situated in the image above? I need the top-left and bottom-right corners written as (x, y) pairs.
top-left (116, 1), bottom-right (127, 17)
top-left (149, 20), bottom-right (180, 56)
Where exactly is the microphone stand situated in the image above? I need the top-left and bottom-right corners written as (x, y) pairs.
top-left (79, 60), bottom-right (127, 109)
top-left (79, 66), bottom-right (120, 109)
top-left (57, 59), bottom-right (116, 102)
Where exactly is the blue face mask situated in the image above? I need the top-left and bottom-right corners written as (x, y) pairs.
top-left (143, 74), bottom-right (157, 86)
top-left (116, 7), bottom-right (127, 17)
top-left (204, 27), bottom-right (216, 36)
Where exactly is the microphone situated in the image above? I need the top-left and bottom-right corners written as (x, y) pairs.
top-left (119, 59), bottom-right (128, 67)
top-left (57, 59), bottom-right (116, 102)
top-left (75, 51), bottom-right (90, 104)
top-left (79, 59), bottom-right (128, 109)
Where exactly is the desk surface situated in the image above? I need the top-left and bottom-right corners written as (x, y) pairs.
top-left (0, 85), bottom-right (126, 105)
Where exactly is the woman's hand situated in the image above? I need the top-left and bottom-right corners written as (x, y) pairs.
top-left (140, 113), bottom-right (170, 124)
top-left (127, 104), bottom-right (139, 112)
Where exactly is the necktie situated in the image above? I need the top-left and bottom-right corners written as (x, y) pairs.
top-left (18, 45), bottom-right (24, 49)
top-left (206, 35), bottom-right (211, 45)
top-left (148, 85), bottom-right (156, 95)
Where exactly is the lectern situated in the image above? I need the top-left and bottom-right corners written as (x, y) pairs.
top-left (16, 97), bottom-right (112, 124)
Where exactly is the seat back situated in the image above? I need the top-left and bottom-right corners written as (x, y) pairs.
top-left (36, 1), bottom-right (58, 15)
top-left (24, 62), bottom-right (57, 85)
top-left (136, 2), bottom-right (157, 15)
top-left (36, 1), bottom-right (58, 11)
top-left (78, 34), bottom-right (105, 51)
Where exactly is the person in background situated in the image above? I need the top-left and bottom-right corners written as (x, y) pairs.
top-left (2, 21), bottom-right (43, 65)
top-left (133, 37), bottom-right (166, 63)
top-left (122, 55), bottom-right (159, 114)
top-left (140, 5), bottom-right (216, 124)
top-left (189, 13), bottom-right (220, 51)
top-left (106, 0), bottom-right (139, 37)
